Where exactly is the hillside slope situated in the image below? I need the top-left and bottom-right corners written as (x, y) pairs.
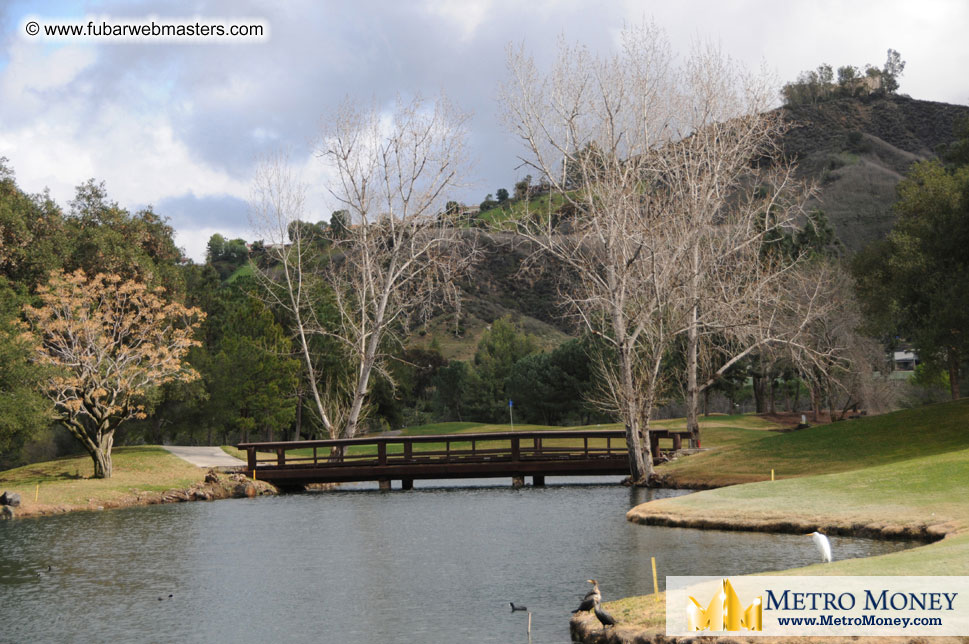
top-left (782, 95), bottom-right (969, 251)
top-left (417, 96), bottom-right (969, 352)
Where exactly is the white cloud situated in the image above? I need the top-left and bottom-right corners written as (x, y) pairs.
top-left (421, 0), bottom-right (492, 42)
top-left (1, 0), bottom-right (967, 269)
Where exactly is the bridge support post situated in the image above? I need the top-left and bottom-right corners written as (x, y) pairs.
top-left (401, 479), bottom-right (414, 490)
top-left (379, 479), bottom-right (391, 491)
top-left (512, 476), bottom-right (525, 488)
top-left (532, 475), bottom-right (545, 487)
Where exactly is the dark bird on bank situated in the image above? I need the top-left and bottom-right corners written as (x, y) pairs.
top-left (593, 600), bottom-right (617, 629)
top-left (509, 602), bottom-right (528, 612)
top-left (571, 579), bottom-right (601, 613)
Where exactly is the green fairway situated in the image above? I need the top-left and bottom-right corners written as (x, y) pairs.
top-left (634, 446), bottom-right (969, 544)
top-left (607, 399), bottom-right (969, 635)
top-left (400, 421), bottom-right (484, 435)
top-left (657, 399), bottom-right (969, 486)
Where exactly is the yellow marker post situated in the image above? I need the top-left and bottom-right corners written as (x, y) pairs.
top-left (252, 469), bottom-right (257, 482)
top-left (651, 556), bottom-right (659, 600)
top-left (35, 483), bottom-right (39, 502)
top-left (771, 469), bottom-right (775, 481)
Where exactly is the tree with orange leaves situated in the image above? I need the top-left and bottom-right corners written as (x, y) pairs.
top-left (23, 270), bottom-right (203, 478)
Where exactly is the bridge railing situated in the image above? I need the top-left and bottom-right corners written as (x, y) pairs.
top-left (238, 428), bottom-right (690, 473)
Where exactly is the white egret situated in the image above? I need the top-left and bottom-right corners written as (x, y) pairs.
top-left (808, 531), bottom-right (832, 562)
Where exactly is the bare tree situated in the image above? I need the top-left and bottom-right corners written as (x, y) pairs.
top-left (251, 95), bottom-right (477, 445)
top-left (250, 157), bottom-right (344, 438)
top-left (502, 25), bottom-right (819, 482)
top-left (502, 26), bottom-right (685, 482)
top-left (786, 261), bottom-right (896, 421)
top-left (657, 44), bottom-right (821, 447)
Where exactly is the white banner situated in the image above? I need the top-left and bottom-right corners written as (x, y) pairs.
top-left (666, 576), bottom-right (969, 637)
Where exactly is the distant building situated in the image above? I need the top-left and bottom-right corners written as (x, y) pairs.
top-left (892, 349), bottom-right (918, 371)
top-left (844, 74), bottom-right (882, 95)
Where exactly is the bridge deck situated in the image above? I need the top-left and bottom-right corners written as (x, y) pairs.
top-left (238, 429), bottom-right (688, 488)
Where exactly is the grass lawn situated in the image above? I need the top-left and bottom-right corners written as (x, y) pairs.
top-left (0, 446), bottom-right (204, 512)
top-left (657, 399), bottom-right (969, 486)
top-left (400, 422), bottom-right (486, 435)
top-left (607, 399), bottom-right (969, 635)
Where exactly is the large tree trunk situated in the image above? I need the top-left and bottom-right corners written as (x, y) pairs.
top-left (344, 270), bottom-right (394, 439)
top-left (62, 419), bottom-right (115, 478)
top-left (91, 431), bottom-right (114, 479)
top-left (810, 381), bottom-right (822, 423)
top-left (686, 246), bottom-right (700, 448)
top-left (620, 349), bottom-right (652, 484)
top-left (767, 367), bottom-right (776, 414)
top-left (752, 374), bottom-right (767, 413)
top-left (826, 379), bottom-right (837, 423)
top-left (686, 306), bottom-right (700, 447)
top-left (625, 421), bottom-right (650, 483)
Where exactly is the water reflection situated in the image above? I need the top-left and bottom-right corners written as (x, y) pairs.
top-left (0, 478), bottom-right (920, 644)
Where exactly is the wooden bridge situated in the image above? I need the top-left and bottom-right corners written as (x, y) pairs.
top-left (238, 428), bottom-right (689, 490)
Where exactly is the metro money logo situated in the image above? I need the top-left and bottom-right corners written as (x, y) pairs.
top-left (687, 578), bottom-right (763, 631)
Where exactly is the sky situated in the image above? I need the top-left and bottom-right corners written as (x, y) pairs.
top-left (1, 0), bottom-right (968, 262)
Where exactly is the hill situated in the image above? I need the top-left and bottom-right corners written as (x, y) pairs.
top-left (414, 95), bottom-right (969, 354)
top-left (408, 232), bottom-right (576, 359)
top-left (781, 94), bottom-right (969, 251)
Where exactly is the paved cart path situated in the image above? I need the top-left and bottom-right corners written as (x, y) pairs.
top-left (163, 446), bottom-right (246, 468)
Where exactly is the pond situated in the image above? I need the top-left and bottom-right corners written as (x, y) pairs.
top-left (0, 477), bottom-right (920, 643)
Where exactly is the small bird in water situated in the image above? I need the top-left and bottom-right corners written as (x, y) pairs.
top-left (572, 579), bottom-right (601, 614)
top-left (593, 599), bottom-right (617, 630)
top-left (509, 602), bottom-right (527, 612)
top-left (157, 594), bottom-right (174, 601)
top-left (807, 530), bottom-right (832, 563)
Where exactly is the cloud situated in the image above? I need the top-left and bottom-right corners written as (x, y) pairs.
top-left (155, 191), bottom-right (248, 230)
top-left (0, 0), bottom-right (966, 269)
top-left (161, 194), bottom-right (244, 263)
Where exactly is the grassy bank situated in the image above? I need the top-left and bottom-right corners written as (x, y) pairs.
top-left (0, 446), bottom-right (264, 518)
top-left (595, 400), bottom-right (969, 639)
top-left (657, 400), bottom-right (969, 487)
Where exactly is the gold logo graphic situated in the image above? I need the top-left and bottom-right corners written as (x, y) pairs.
top-left (687, 579), bottom-right (762, 631)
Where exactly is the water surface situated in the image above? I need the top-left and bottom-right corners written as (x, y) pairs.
top-left (0, 477), bottom-right (920, 643)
